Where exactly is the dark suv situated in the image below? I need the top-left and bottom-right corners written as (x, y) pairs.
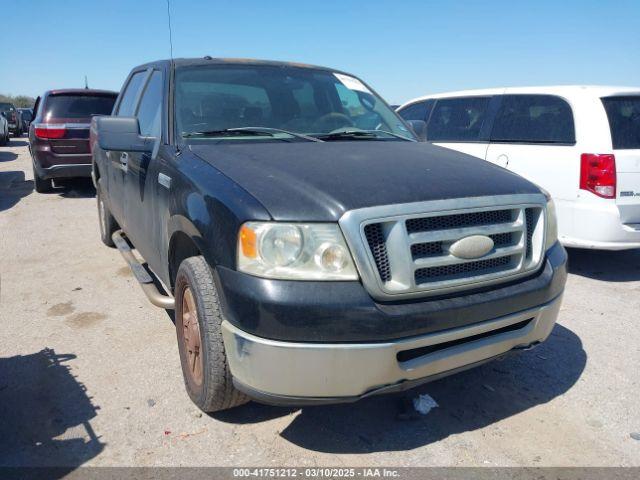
top-left (0, 102), bottom-right (23, 136)
top-left (29, 89), bottom-right (117, 192)
top-left (92, 58), bottom-right (567, 412)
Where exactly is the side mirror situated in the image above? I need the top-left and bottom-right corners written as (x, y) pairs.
top-left (94, 116), bottom-right (154, 152)
top-left (405, 120), bottom-right (427, 141)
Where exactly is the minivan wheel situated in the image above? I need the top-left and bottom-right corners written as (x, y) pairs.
top-left (33, 166), bottom-right (53, 193)
top-left (175, 256), bottom-right (249, 412)
top-left (97, 187), bottom-right (118, 247)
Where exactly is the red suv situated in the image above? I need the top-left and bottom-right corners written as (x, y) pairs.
top-left (29, 89), bottom-right (117, 192)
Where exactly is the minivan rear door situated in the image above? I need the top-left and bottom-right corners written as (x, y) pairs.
top-left (601, 95), bottom-right (640, 224)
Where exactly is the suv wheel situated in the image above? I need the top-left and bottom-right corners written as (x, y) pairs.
top-left (97, 186), bottom-right (118, 247)
top-left (33, 165), bottom-right (53, 193)
top-left (175, 256), bottom-right (249, 412)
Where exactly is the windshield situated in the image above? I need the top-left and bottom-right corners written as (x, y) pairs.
top-left (0, 103), bottom-right (15, 113)
top-left (175, 64), bottom-right (414, 142)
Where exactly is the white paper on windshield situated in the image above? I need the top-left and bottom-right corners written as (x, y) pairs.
top-left (334, 73), bottom-right (371, 94)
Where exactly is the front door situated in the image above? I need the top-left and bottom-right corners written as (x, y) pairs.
top-left (427, 96), bottom-right (496, 161)
top-left (123, 69), bottom-right (165, 271)
top-left (107, 70), bottom-right (149, 226)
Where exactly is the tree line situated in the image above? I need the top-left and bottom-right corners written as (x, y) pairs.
top-left (0, 94), bottom-right (36, 108)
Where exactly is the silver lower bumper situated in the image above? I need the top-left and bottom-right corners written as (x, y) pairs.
top-left (221, 294), bottom-right (563, 401)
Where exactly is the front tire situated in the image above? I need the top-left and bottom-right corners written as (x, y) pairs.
top-left (175, 256), bottom-right (248, 412)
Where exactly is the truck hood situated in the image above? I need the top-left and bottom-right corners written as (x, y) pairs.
top-left (189, 141), bottom-right (540, 221)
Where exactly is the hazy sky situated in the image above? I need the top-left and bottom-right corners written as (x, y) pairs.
top-left (2, 0), bottom-right (638, 104)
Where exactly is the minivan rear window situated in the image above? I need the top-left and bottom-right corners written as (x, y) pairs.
top-left (427, 97), bottom-right (490, 142)
top-left (491, 94), bottom-right (575, 144)
top-left (602, 96), bottom-right (640, 150)
top-left (44, 94), bottom-right (117, 121)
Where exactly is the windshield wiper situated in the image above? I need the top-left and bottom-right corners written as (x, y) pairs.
top-left (182, 127), bottom-right (323, 142)
top-left (315, 129), bottom-right (414, 142)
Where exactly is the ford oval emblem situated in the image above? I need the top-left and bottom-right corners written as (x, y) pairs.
top-left (449, 235), bottom-right (494, 260)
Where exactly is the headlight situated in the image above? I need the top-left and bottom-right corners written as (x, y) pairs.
top-left (545, 197), bottom-right (558, 250)
top-left (237, 222), bottom-right (359, 280)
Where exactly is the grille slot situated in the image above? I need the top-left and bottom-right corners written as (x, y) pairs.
top-left (411, 241), bottom-right (444, 259)
top-left (397, 318), bottom-right (534, 363)
top-left (406, 209), bottom-right (513, 234)
top-left (364, 223), bottom-right (391, 282)
top-left (415, 256), bottom-right (513, 284)
top-left (525, 208), bottom-right (535, 260)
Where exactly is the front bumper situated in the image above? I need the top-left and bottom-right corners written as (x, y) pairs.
top-left (222, 293), bottom-right (563, 403)
top-left (216, 242), bottom-right (567, 343)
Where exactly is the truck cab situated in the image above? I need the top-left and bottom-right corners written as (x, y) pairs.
top-left (92, 58), bottom-right (567, 412)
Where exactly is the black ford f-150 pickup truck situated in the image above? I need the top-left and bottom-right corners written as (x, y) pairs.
top-left (92, 58), bottom-right (567, 412)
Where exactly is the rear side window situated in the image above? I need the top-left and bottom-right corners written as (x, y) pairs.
top-left (117, 71), bottom-right (147, 116)
top-left (491, 94), bottom-right (575, 144)
top-left (601, 96), bottom-right (640, 149)
top-left (43, 94), bottom-right (116, 120)
top-left (136, 70), bottom-right (163, 137)
top-left (398, 100), bottom-right (433, 122)
top-left (427, 97), bottom-right (490, 142)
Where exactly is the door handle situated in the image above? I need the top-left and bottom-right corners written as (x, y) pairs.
top-left (496, 154), bottom-right (509, 168)
top-left (119, 152), bottom-right (129, 171)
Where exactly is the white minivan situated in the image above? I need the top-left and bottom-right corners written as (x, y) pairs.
top-left (398, 86), bottom-right (640, 250)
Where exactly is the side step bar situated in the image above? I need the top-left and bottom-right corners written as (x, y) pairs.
top-left (112, 230), bottom-right (175, 310)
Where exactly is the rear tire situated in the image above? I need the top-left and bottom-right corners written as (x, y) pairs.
top-left (175, 256), bottom-right (249, 413)
top-left (33, 164), bottom-right (53, 193)
top-left (97, 186), bottom-right (118, 247)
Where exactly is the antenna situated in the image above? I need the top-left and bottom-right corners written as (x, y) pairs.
top-left (84, 75), bottom-right (89, 89)
top-left (166, 0), bottom-right (174, 60)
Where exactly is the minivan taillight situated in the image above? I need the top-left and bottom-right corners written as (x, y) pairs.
top-left (580, 153), bottom-right (616, 199)
top-left (34, 124), bottom-right (66, 139)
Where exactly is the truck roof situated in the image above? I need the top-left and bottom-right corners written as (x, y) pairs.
top-left (134, 57), bottom-right (351, 75)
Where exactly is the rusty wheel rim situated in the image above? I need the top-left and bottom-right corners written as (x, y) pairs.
top-left (181, 287), bottom-right (203, 386)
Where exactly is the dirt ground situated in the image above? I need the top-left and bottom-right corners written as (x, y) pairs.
top-left (1, 137), bottom-right (639, 468)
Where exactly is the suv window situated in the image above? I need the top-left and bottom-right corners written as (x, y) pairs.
top-left (136, 70), bottom-right (163, 137)
top-left (427, 97), bottom-right (490, 142)
top-left (398, 100), bottom-right (433, 122)
top-left (43, 94), bottom-right (116, 120)
top-left (117, 71), bottom-right (147, 116)
top-left (491, 94), bottom-right (575, 144)
top-left (601, 96), bottom-right (640, 150)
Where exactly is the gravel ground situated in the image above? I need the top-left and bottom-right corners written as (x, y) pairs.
top-left (1, 138), bottom-right (639, 468)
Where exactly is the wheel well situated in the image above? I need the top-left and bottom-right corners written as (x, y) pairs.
top-left (169, 232), bottom-right (201, 290)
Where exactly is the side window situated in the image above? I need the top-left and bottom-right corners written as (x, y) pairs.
top-left (136, 70), bottom-right (163, 137)
top-left (398, 100), bottom-right (433, 122)
top-left (116, 71), bottom-right (147, 116)
top-left (491, 95), bottom-right (575, 144)
top-left (427, 97), bottom-right (490, 142)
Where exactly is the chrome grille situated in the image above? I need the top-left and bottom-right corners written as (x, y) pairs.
top-left (339, 194), bottom-right (547, 301)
